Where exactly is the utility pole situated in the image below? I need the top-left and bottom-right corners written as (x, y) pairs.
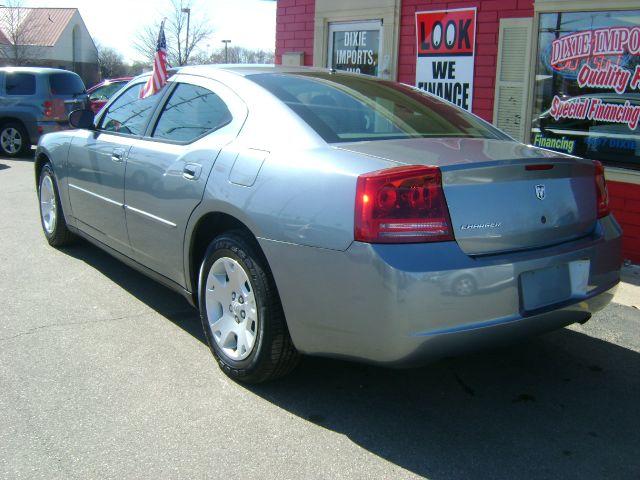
top-left (221, 39), bottom-right (231, 63)
top-left (181, 7), bottom-right (191, 65)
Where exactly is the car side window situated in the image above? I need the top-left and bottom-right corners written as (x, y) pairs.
top-left (5, 73), bottom-right (36, 95)
top-left (100, 83), bottom-right (163, 136)
top-left (152, 83), bottom-right (232, 142)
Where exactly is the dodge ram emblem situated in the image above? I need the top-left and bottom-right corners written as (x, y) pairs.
top-left (535, 184), bottom-right (546, 200)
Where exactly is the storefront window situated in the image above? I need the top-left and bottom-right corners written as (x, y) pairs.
top-left (328, 21), bottom-right (381, 76)
top-left (531, 10), bottom-right (640, 170)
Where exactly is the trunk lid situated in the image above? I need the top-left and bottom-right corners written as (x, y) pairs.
top-left (335, 138), bottom-right (598, 255)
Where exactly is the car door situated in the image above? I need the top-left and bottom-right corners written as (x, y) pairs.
top-left (124, 75), bottom-right (248, 285)
top-left (67, 81), bottom-right (167, 254)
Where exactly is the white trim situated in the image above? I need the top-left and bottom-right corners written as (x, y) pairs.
top-left (604, 167), bottom-right (640, 185)
top-left (68, 183), bottom-right (122, 207)
top-left (124, 205), bottom-right (177, 228)
top-left (535, 0), bottom-right (640, 13)
top-left (494, 17), bottom-right (533, 142)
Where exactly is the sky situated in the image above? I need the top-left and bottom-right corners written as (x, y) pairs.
top-left (21, 0), bottom-right (277, 63)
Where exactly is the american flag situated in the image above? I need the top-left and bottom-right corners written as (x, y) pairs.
top-left (140, 20), bottom-right (168, 99)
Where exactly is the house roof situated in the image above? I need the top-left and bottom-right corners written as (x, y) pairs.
top-left (0, 7), bottom-right (77, 47)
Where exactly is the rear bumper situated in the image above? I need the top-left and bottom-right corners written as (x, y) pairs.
top-left (261, 215), bottom-right (622, 366)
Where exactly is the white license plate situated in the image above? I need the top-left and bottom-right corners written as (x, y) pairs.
top-left (520, 260), bottom-right (590, 312)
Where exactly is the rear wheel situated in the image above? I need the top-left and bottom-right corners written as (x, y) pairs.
top-left (198, 231), bottom-right (299, 383)
top-left (38, 163), bottom-right (75, 247)
top-left (0, 122), bottom-right (29, 157)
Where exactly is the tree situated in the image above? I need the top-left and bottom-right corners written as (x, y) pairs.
top-left (96, 44), bottom-right (129, 79)
top-left (134, 0), bottom-right (213, 66)
top-left (0, 0), bottom-right (44, 66)
top-left (128, 60), bottom-right (152, 76)
top-left (193, 46), bottom-right (274, 65)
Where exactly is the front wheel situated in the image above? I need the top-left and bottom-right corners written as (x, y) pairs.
top-left (198, 231), bottom-right (299, 383)
top-left (38, 163), bottom-right (75, 247)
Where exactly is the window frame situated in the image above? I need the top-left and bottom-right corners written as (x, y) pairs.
top-left (326, 19), bottom-right (384, 78)
top-left (146, 82), bottom-right (234, 145)
top-left (528, 7), bottom-right (640, 171)
top-left (141, 74), bottom-right (247, 146)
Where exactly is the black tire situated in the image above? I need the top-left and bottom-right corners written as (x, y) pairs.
top-left (0, 122), bottom-right (30, 157)
top-left (38, 163), bottom-right (75, 247)
top-left (198, 231), bottom-right (299, 383)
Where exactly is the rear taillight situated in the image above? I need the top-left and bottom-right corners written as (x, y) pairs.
top-left (594, 161), bottom-right (610, 219)
top-left (43, 101), bottom-right (53, 118)
top-left (355, 165), bottom-right (453, 243)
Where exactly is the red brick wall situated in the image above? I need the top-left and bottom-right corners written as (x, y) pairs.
top-left (398, 0), bottom-right (534, 122)
top-left (275, 0), bottom-right (315, 66)
top-left (608, 181), bottom-right (640, 263)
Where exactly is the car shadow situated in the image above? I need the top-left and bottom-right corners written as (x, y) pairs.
top-left (249, 332), bottom-right (640, 479)
top-left (60, 239), bottom-right (204, 343)
top-left (0, 163), bottom-right (9, 171)
top-left (61, 239), bottom-right (639, 479)
top-left (4, 151), bottom-right (36, 162)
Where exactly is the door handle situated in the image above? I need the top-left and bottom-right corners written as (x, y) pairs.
top-left (111, 148), bottom-right (126, 163)
top-left (183, 163), bottom-right (201, 180)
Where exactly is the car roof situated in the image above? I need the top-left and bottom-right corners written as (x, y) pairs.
top-left (178, 64), bottom-right (334, 77)
top-left (133, 64), bottom-right (343, 81)
top-left (0, 66), bottom-right (81, 75)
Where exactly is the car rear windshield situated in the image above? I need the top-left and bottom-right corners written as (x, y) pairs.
top-left (248, 72), bottom-right (506, 143)
top-left (48, 72), bottom-right (85, 95)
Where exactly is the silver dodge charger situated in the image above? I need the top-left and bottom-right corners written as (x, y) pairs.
top-left (35, 65), bottom-right (622, 383)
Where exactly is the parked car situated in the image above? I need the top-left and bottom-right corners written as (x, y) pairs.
top-left (87, 77), bottom-right (132, 114)
top-left (0, 67), bottom-right (88, 157)
top-left (34, 66), bottom-right (622, 383)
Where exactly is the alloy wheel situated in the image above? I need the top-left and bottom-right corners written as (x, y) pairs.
top-left (39, 174), bottom-right (57, 234)
top-left (1, 127), bottom-right (22, 155)
top-left (205, 257), bottom-right (259, 361)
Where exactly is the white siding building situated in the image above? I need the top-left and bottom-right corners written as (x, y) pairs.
top-left (0, 7), bottom-right (99, 86)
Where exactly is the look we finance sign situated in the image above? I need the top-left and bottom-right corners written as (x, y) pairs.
top-left (415, 8), bottom-right (476, 111)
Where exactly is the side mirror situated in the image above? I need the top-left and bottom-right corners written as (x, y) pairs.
top-left (69, 109), bottom-right (95, 130)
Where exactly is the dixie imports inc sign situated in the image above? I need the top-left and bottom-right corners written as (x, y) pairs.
top-left (415, 8), bottom-right (477, 111)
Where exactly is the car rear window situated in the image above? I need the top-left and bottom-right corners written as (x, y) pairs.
top-left (48, 72), bottom-right (85, 95)
top-left (5, 73), bottom-right (36, 95)
top-left (249, 72), bottom-right (506, 143)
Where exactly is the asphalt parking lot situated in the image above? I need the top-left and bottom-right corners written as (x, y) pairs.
top-left (1, 155), bottom-right (639, 480)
